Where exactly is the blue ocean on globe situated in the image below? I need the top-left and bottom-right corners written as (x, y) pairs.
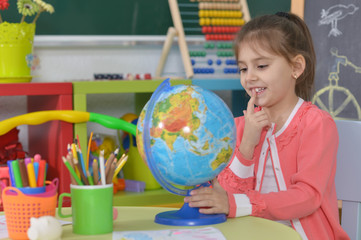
top-left (136, 79), bottom-right (236, 195)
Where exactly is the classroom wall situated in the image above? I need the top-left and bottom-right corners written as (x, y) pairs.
top-left (31, 36), bottom-right (186, 82)
top-left (0, 37), bottom-right (232, 150)
top-left (0, 0), bottom-right (291, 151)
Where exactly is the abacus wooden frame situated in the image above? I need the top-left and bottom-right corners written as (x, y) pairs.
top-left (290, 0), bottom-right (305, 19)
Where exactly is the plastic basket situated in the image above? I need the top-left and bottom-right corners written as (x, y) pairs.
top-left (2, 178), bottom-right (58, 240)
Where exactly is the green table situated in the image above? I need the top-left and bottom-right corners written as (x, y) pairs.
top-left (58, 206), bottom-right (302, 240)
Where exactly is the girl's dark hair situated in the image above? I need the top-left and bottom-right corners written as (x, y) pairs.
top-left (234, 12), bottom-right (316, 101)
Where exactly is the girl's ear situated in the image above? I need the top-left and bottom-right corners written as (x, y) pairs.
top-left (291, 54), bottom-right (306, 79)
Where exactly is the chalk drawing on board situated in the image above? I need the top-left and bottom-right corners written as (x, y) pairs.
top-left (312, 48), bottom-right (361, 120)
top-left (318, 4), bottom-right (359, 37)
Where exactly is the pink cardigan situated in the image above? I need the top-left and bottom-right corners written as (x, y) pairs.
top-left (218, 100), bottom-right (349, 240)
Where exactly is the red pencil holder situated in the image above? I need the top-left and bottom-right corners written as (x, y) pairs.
top-left (2, 178), bottom-right (58, 240)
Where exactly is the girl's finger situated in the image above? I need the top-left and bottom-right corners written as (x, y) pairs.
top-left (247, 89), bottom-right (256, 114)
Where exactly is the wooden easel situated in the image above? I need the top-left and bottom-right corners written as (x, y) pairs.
top-left (155, 0), bottom-right (194, 79)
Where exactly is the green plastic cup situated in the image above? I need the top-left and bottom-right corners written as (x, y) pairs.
top-left (58, 184), bottom-right (113, 235)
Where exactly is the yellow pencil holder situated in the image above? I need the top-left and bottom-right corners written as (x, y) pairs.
top-left (0, 22), bottom-right (35, 83)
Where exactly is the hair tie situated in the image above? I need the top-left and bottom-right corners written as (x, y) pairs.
top-left (275, 12), bottom-right (290, 20)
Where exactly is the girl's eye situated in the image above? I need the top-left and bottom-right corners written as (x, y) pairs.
top-left (258, 65), bottom-right (268, 69)
top-left (239, 67), bottom-right (247, 73)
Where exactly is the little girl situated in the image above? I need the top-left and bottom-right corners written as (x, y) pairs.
top-left (184, 12), bottom-right (349, 240)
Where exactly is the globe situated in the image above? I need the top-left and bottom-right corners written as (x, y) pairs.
top-left (136, 79), bottom-right (236, 226)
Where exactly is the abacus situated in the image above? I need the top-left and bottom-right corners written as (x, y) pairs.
top-left (155, 0), bottom-right (250, 79)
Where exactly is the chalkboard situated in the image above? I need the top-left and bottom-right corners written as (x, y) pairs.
top-left (1, 0), bottom-right (173, 35)
top-left (248, 0), bottom-right (290, 18)
top-left (1, 0), bottom-right (289, 35)
top-left (304, 0), bottom-right (361, 120)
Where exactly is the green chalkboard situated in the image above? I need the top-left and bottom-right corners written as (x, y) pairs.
top-left (1, 0), bottom-right (173, 35)
top-left (1, 0), bottom-right (290, 35)
top-left (248, 0), bottom-right (290, 17)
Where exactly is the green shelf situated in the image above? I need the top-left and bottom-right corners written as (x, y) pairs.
top-left (72, 79), bottom-right (192, 151)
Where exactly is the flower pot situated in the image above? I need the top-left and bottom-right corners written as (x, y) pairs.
top-left (0, 22), bottom-right (35, 83)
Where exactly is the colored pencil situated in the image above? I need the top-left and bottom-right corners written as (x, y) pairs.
top-left (71, 143), bottom-right (80, 177)
top-left (114, 148), bottom-right (119, 157)
top-left (76, 145), bottom-right (87, 176)
top-left (106, 159), bottom-right (116, 184)
top-left (62, 156), bottom-right (83, 185)
top-left (67, 143), bottom-right (72, 153)
top-left (76, 134), bottom-right (81, 150)
top-left (92, 159), bottom-right (99, 185)
top-left (87, 170), bottom-right (94, 185)
top-left (86, 132), bottom-right (94, 171)
top-left (113, 155), bottom-right (128, 180)
top-left (66, 152), bottom-right (77, 185)
top-left (104, 153), bottom-right (114, 176)
top-left (99, 150), bottom-right (106, 185)
top-left (72, 153), bottom-right (89, 185)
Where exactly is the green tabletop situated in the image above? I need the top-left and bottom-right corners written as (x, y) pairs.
top-left (56, 206), bottom-right (301, 240)
top-left (113, 189), bottom-right (184, 207)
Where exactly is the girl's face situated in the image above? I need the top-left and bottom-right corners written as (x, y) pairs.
top-left (238, 42), bottom-right (298, 110)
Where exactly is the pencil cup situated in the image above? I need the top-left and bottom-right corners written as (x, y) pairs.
top-left (2, 179), bottom-right (58, 240)
top-left (58, 184), bottom-right (113, 235)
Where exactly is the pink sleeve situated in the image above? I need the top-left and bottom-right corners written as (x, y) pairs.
top-left (218, 162), bottom-right (255, 218)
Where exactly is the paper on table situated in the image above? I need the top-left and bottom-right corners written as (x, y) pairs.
top-left (112, 226), bottom-right (226, 240)
top-left (0, 216), bottom-right (8, 239)
top-left (0, 215), bottom-right (72, 239)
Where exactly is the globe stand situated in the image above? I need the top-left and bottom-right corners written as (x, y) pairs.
top-left (155, 191), bottom-right (227, 226)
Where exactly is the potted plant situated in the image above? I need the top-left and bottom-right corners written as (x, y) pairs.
top-left (0, 0), bottom-right (54, 83)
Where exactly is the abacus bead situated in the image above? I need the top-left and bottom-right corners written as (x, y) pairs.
top-left (198, 10), bottom-right (203, 18)
top-left (199, 18), bottom-right (204, 26)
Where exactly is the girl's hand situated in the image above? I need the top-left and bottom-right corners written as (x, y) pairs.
top-left (239, 90), bottom-right (271, 159)
top-left (183, 178), bottom-right (229, 215)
